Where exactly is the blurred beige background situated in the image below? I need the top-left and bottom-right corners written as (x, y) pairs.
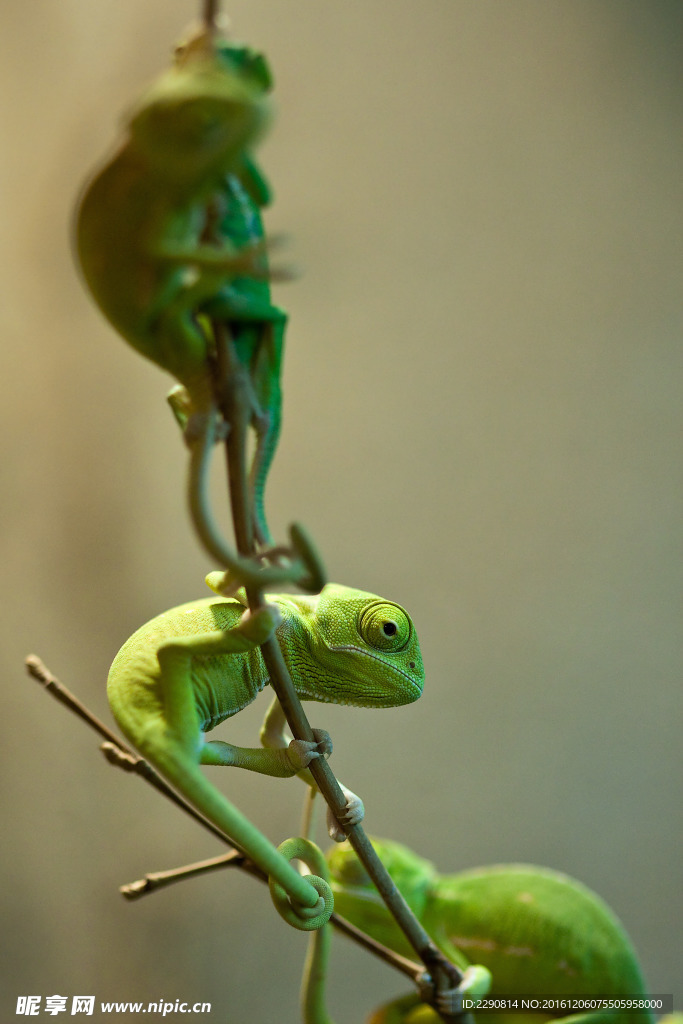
top-left (2, 1), bottom-right (681, 1021)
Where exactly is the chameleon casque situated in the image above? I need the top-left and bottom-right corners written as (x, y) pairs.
top-left (107, 582), bottom-right (424, 917)
top-left (323, 837), bottom-right (656, 1024)
top-left (76, 26), bottom-right (291, 571)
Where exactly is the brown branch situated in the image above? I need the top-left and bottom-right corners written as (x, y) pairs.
top-left (26, 313), bottom-right (467, 1020)
top-left (120, 850), bottom-right (251, 899)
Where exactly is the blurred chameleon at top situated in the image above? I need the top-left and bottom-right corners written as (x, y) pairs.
top-left (75, 23), bottom-right (288, 546)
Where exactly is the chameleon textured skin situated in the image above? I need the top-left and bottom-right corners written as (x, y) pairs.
top-left (107, 584), bottom-right (424, 738)
top-left (327, 838), bottom-right (654, 1024)
top-left (274, 587), bottom-right (424, 708)
top-left (107, 598), bottom-right (267, 736)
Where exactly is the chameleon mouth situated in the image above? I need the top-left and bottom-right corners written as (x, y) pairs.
top-left (326, 645), bottom-right (423, 704)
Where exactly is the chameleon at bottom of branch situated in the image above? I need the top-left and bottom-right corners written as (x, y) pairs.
top-left (316, 837), bottom-right (661, 1024)
top-left (107, 580), bottom-right (423, 919)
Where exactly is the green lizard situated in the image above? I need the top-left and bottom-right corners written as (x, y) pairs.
top-left (325, 837), bottom-right (656, 1024)
top-left (75, 25), bottom-right (305, 586)
top-left (106, 582), bottom-right (423, 921)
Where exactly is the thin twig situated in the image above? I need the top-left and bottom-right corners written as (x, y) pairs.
top-left (120, 850), bottom-right (250, 899)
top-left (120, 849), bottom-right (424, 982)
top-left (26, 654), bottom-right (123, 747)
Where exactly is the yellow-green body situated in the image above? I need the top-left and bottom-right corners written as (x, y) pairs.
top-left (109, 596), bottom-right (267, 739)
top-left (107, 584), bottom-right (423, 918)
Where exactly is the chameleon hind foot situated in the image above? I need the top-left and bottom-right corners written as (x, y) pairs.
top-left (200, 725), bottom-right (331, 779)
top-left (369, 966), bottom-right (491, 1024)
top-left (327, 783), bottom-right (365, 841)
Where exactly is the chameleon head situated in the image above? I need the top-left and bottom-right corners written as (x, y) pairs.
top-left (127, 35), bottom-right (271, 180)
top-left (287, 583), bottom-right (424, 708)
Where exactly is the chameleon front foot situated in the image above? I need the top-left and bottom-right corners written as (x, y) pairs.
top-left (287, 728), bottom-right (333, 772)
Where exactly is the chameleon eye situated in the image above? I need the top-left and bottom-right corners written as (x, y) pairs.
top-left (358, 602), bottom-right (411, 652)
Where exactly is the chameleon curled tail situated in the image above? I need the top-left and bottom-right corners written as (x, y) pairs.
top-left (270, 837), bottom-right (335, 1024)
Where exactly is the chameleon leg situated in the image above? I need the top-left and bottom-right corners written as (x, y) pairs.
top-left (260, 695), bottom-right (365, 841)
top-left (149, 239), bottom-right (275, 391)
top-left (147, 263), bottom-right (237, 392)
top-left (365, 961), bottom-right (491, 1024)
top-left (155, 605), bottom-right (278, 746)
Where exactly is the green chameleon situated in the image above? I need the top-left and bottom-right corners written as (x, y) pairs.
top-left (323, 837), bottom-right (658, 1024)
top-left (106, 581), bottom-right (424, 921)
top-left (75, 26), bottom-right (298, 582)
